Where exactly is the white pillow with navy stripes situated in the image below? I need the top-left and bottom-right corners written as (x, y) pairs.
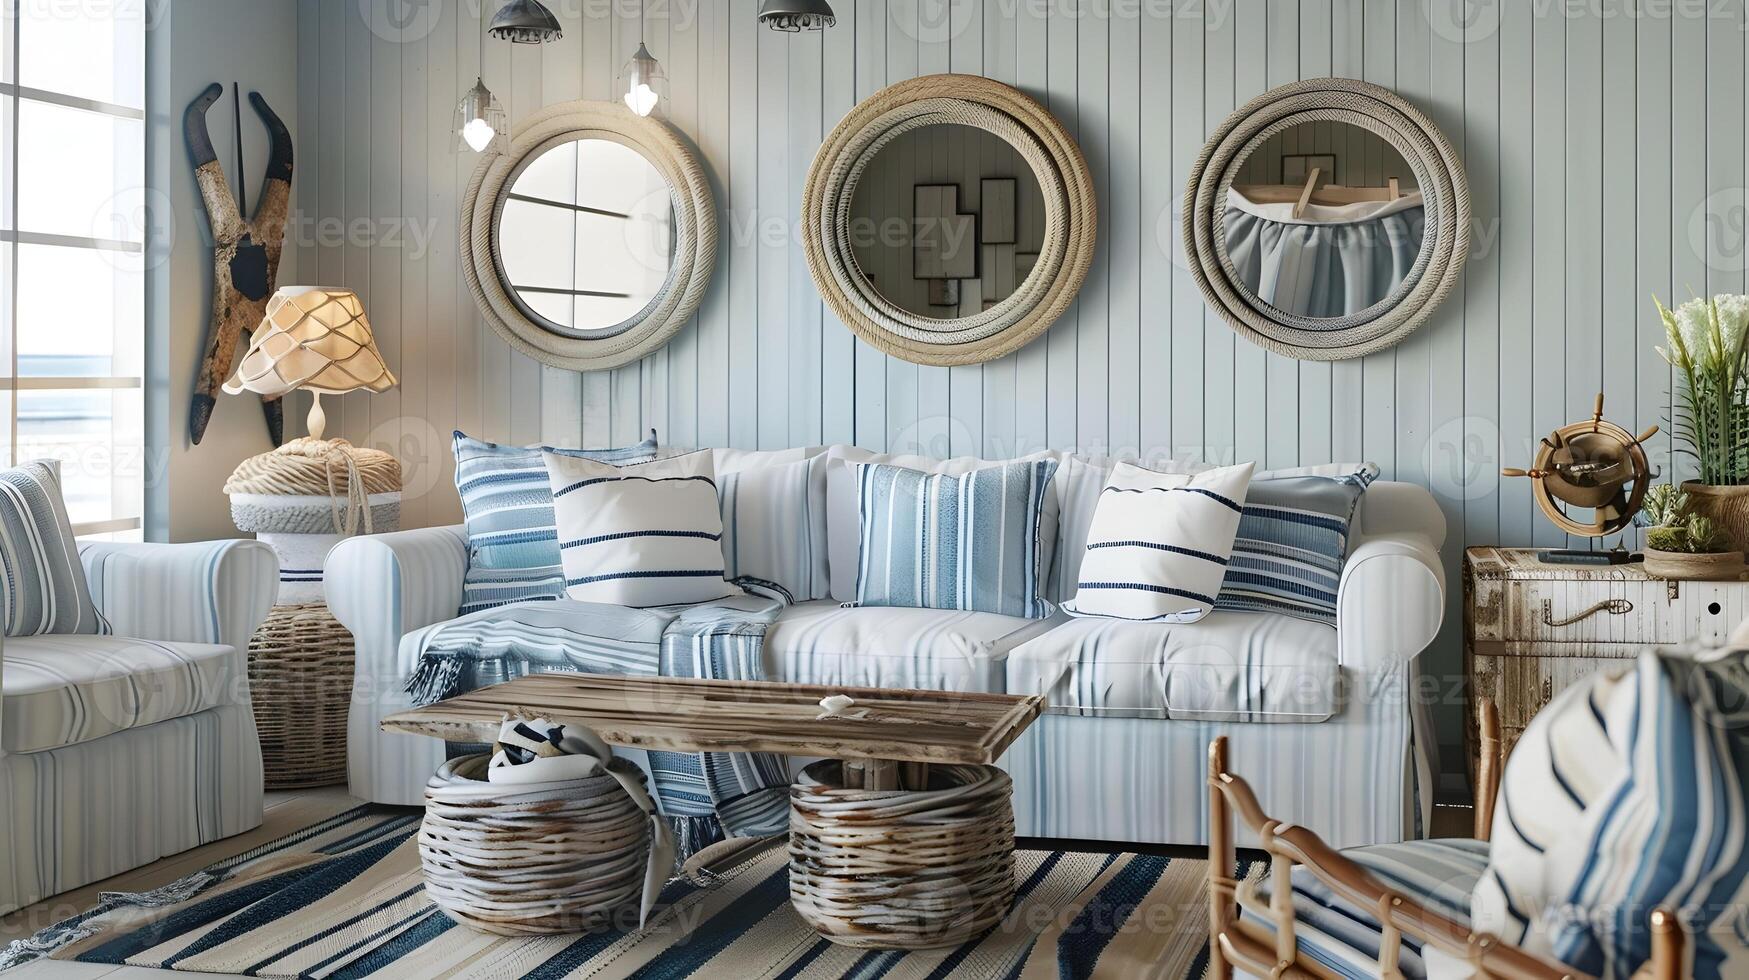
top-left (543, 450), bottom-right (742, 608)
top-left (1061, 461), bottom-right (1254, 623)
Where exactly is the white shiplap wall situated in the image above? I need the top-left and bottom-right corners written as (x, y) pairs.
top-left (300, 0), bottom-right (1743, 756)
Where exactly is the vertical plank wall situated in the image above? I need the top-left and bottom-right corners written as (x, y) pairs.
top-left (303, 0), bottom-right (1743, 760)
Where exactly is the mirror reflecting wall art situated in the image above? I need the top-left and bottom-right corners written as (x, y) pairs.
top-left (1184, 78), bottom-right (1468, 360)
top-left (804, 74), bottom-right (1097, 367)
top-left (462, 101), bottom-right (714, 371)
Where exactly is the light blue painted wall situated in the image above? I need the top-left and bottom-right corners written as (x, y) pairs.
top-left (298, 0), bottom-right (1746, 769)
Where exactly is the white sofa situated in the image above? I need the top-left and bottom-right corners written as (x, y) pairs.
top-left (0, 539), bottom-right (278, 915)
top-left (329, 449), bottom-right (1443, 849)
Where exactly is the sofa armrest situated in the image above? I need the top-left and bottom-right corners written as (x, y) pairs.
top-left (80, 539), bottom-right (278, 652)
top-left (326, 524), bottom-right (467, 805)
top-left (1336, 530), bottom-right (1445, 674)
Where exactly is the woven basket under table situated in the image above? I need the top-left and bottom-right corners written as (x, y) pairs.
top-left (248, 602), bottom-right (355, 789)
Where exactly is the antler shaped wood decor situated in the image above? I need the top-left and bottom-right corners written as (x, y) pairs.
top-left (185, 83), bottom-right (293, 446)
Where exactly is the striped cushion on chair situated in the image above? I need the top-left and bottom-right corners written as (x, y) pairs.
top-left (1248, 838), bottom-right (1491, 980)
top-left (453, 430), bottom-right (659, 614)
top-left (543, 450), bottom-right (741, 608)
top-left (1213, 463), bottom-right (1377, 624)
top-left (1062, 461), bottom-right (1253, 623)
top-left (853, 458), bottom-right (1058, 619)
top-left (0, 460), bottom-right (106, 636)
top-left (1474, 649), bottom-right (1749, 980)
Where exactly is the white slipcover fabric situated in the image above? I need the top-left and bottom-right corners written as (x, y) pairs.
top-left (2, 636), bottom-right (241, 753)
top-left (763, 599), bottom-right (1062, 693)
top-left (1007, 611), bottom-right (1341, 722)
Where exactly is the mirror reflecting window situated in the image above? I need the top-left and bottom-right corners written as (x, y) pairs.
top-left (499, 137), bottom-right (674, 335)
top-left (1221, 121), bottom-right (1426, 320)
top-left (847, 124), bottom-right (1047, 320)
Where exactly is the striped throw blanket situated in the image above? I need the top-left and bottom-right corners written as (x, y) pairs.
top-left (402, 586), bottom-right (793, 849)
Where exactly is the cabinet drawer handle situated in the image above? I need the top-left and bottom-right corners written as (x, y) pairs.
top-left (1541, 598), bottom-right (1633, 627)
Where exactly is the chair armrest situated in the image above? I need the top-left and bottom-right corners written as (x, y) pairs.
top-left (326, 524), bottom-right (467, 805)
top-left (79, 539), bottom-right (278, 652)
top-left (1336, 531), bottom-right (1445, 674)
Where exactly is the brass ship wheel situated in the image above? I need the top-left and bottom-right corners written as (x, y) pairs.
top-left (1501, 393), bottom-right (1659, 538)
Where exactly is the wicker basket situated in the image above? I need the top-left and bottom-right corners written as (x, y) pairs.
top-left (788, 761), bottom-right (1016, 949)
top-left (247, 603), bottom-right (354, 789)
top-left (418, 754), bottom-right (653, 935)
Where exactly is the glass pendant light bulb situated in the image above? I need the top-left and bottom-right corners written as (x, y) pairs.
top-left (617, 2), bottom-right (666, 118)
top-left (454, 77), bottom-right (507, 154)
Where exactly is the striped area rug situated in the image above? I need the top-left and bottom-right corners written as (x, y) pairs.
top-left (30, 805), bottom-right (1261, 979)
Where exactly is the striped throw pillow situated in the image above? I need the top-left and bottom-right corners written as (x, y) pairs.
top-left (1213, 463), bottom-right (1377, 624)
top-left (0, 460), bottom-right (107, 636)
top-left (715, 447), bottom-right (830, 601)
top-left (1474, 649), bottom-right (1749, 980)
top-left (1062, 461), bottom-right (1253, 623)
top-left (853, 459), bottom-right (1058, 619)
top-left (543, 450), bottom-right (741, 608)
top-left (454, 430), bottom-right (660, 614)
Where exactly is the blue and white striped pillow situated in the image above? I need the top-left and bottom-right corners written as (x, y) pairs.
top-left (0, 460), bottom-right (107, 636)
top-left (716, 447), bottom-right (830, 601)
top-left (1062, 461), bottom-right (1253, 623)
top-left (454, 430), bottom-right (660, 614)
top-left (1213, 463), bottom-right (1377, 624)
top-left (853, 459), bottom-right (1058, 619)
top-left (1474, 649), bottom-right (1749, 980)
top-left (543, 450), bottom-right (741, 608)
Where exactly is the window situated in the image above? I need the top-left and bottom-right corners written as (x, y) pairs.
top-left (0, 0), bottom-right (145, 538)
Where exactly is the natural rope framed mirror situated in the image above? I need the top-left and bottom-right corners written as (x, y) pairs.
top-left (461, 100), bottom-right (716, 371)
top-left (1183, 78), bottom-right (1468, 360)
top-left (802, 74), bottom-right (1098, 367)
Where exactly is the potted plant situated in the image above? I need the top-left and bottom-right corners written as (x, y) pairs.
top-left (1657, 293), bottom-right (1749, 549)
top-left (1639, 483), bottom-right (1744, 579)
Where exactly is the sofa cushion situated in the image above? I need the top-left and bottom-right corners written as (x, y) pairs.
top-left (764, 599), bottom-right (1061, 692)
top-left (2, 635), bottom-right (240, 753)
top-left (1247, 838), bottom-right (1491, 979)
top-left (1006, 612), bottom-right (1341, 722)
top-left (715, 447), bottom-right (830, 601)
top-left (1, 460), bottom-right (107, 637)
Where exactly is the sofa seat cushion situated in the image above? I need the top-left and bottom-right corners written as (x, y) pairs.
top-left (765, 600), bottom-right (1061, 692)
top-left (1005, 612), bottom-right (1341, 722)
top-left (1246, 838), bottom-right (1490, 979)
top-left (2, 635), bottom-right (241, 753)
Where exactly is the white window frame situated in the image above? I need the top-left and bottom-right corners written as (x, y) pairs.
top-left (1, 0), bottom-right (145, 537)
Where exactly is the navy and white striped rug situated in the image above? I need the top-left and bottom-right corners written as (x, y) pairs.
top-left (28, 805), bottom-right (1259, 979)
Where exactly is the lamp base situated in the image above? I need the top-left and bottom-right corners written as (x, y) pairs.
top-left (307, 391), bottom-right (327, 441)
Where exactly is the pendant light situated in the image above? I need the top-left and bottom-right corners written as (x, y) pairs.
top-left (617, 0), bottom-right (667, 118)
top-left (488, 0), bottom-right (563, 44)
top-left (455, 4), bottom-right (509, 154)
top-left (758, 0), bottom-right (837, 31)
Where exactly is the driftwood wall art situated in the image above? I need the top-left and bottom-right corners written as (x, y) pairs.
top-left (185, 83), bottom-right (293, 445)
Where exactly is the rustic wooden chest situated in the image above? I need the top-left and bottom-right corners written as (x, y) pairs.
top-left (1463, 547), bottom-right (1749, 777)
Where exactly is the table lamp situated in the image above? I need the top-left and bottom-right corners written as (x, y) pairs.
top-left (224, 286), bottom-right (397, 441)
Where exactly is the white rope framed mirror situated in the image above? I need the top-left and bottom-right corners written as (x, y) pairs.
top-left (802, 74), bottom-right (1098, 367)
top-left (1183, 78), bottom-right (1469, 360)
top-left (461, 100), bottom-right (716, 371)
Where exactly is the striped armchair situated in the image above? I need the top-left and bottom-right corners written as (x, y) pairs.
top-left (0, 539), bottom-right (278, 915)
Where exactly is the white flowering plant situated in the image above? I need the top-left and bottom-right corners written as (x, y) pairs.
top-left (1657, 294), bottom-right (1749, 485)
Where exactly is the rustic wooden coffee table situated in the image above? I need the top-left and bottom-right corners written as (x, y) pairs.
top-left (382, 673), bottom-right (1045, 949)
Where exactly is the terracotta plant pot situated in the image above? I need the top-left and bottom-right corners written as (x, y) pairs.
top-left (1641, 547), bottom-right (1745, 581)
top-left (1681, 481), bottom-right (1749, 552)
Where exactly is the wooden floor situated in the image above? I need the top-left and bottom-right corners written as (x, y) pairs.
top-left (0, 790), bottom-right (1477, 978)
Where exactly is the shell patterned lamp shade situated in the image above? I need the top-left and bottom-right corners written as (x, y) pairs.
top-left (224, 287), bottom-right (397, 440)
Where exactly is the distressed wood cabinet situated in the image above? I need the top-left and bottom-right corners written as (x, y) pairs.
top-left (1463, 547), bottom-right (1749, 776)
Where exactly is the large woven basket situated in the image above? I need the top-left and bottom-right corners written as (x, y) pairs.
top-left (789, 761), bottom-right (1016, 949)
top-left (419, 753), bottom-right (653, 935)
top-left (248, 602), bottom-right (354, 788)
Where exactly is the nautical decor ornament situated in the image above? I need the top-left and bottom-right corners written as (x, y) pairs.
top-left (1500, 393), bottom-right (1660, 564)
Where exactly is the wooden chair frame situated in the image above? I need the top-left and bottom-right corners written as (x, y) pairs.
top-left (1205, 698), bottom-right (1686, 980)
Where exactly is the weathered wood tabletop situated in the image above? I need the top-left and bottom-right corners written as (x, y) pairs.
top-left (381, 673), bottom-right (1046, 766)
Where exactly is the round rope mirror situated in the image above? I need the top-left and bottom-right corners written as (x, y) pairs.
top-left (802, 74), bottom-right (1098, 367)
top-left (461, 100), bottom-right (716, 371)
top-left (1183, 78), bottom-right (1468, 361)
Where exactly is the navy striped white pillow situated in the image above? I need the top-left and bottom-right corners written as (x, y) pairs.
top-left (543, 450), bottom-right (741, 608)
top-left (1062, 461), bottom-right (1253, 623)
top-left (0, 461), bottom-right (107, 637)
